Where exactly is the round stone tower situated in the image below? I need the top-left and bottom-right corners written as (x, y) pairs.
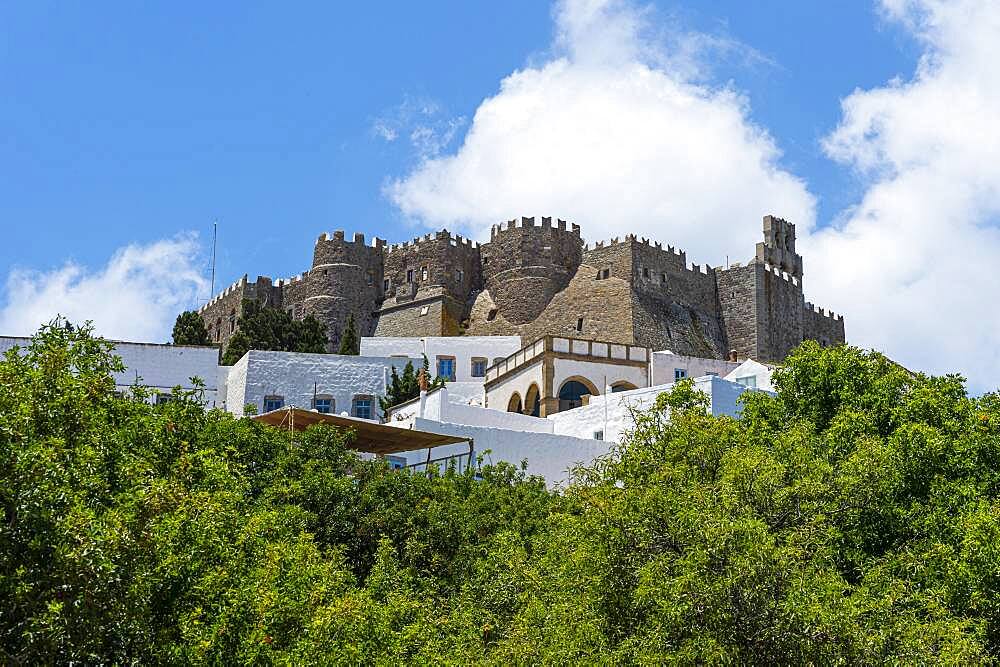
top-left (304, 231), bottom-right (385, 350)
top-left (480, 216), bottom-right (582, 324)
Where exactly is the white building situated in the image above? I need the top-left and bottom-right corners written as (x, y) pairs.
top-left (484, 336), bottom-right (651, 417)
top-left (359, 335), bottom-right (522, 384)
top-left (651, 350), bottom-right (742, 385)
top-left (223, 349), bottom-right (420, 419)
top-left (385, 370), bottom-right (773, 487)
top-left (0, 336), bottom-right (223, 406)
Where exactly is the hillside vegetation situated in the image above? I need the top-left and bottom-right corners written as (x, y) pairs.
top-left (2, 322), bottom-right (999, 663)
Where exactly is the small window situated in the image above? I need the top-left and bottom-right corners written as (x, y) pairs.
top-left (593, 430), bottom-right (604, 441)
top-left (421, 266), bottom-right (428, 281)
top-left (263, 395), bottom-right (285, 412)
top-left (353, 396), bottom-right (373, 419)
top-left (576, 317), bottom-right (584, 332)
top-left (366, 271), bottom-right (374, 286)
top-left (456, 269), bottom-right (464, 282)
top-left (487, 308), bottom-right (498, 322)
top-left (674, 368), bottom-right (688, 381)
top-left (406, 269), bottom-right (414, 283)
top-left (383, 278), bottom-right (390, 292)
top-left (229, 310), bottom-right (236, 333)
top-left (661, 273), bottom-right (667, 284)
top-left (643, 268), bottom-right (650, 279)
top-left (437, 356), bottom-right (456, 381)
top-left (596, 268), bottom-right (610, 280)
top-left (735, 375), bottom-right (757, 389)
top-left (386, 455), bottom-right (407, 470)
top-left (156, 393), bottom-right (174, 405)
top-left (419, 306), bottom-right (429, 316)
top-left (471, 358), bottom-right (487, 377)
top-left (313, 396), bottom-right (333, 414)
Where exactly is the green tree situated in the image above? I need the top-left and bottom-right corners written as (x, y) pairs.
top-left (379, 356), bottom-right (446, 414)
top-left (337, 314), bottom-right (359, 355)
top-left (171, 310), bottom-right (211, 346)
top-left (4, 324), bottom-right (1000, 664)
top-left (220, 299), bottom-right (329, 365)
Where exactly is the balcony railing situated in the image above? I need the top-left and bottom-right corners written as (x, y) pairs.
top-left (484, 336), bottom-right (649, 383)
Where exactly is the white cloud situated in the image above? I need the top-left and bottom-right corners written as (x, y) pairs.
top-left (386, 0), bottom-right (815, 266)
top-left (0, 235), bottom-right (208, 343)
top-left (805, 0), bottom-right (1000, 392)
top-left (371, 96), bottom-right (466, 159)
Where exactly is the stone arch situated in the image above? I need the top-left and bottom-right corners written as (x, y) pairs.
top-left (507, 392), bottom-right (523, 413)
top-left (610, 381), bottom-right (638, 393)
top-left (524, 383), bottom-right (541, 417)
top-left (557, 376), bottom-right (600, 412)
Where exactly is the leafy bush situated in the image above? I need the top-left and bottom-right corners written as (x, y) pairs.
top-left (2, 326), bottom-right (998, 663)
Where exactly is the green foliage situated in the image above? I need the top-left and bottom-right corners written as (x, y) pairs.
top-left (171, 310), bottom-right (211, 346)
top-left (379, 356), bottom-right (446, 415)
top-left (3, 327), bottom-right (1000, 663)
top-left (221, 299), bottom-right (329, 365)
top-left (337, 313), bottom-right (360, 355)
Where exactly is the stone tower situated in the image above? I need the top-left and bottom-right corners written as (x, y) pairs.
top-left (480, 216), bottom-right (583, 324)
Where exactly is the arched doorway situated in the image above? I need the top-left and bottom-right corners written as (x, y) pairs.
top-left (507, 392), bottom-right (523, 413)
top-left (524, 383), bottom-right (541, 417)
top-left (610, 381), bottom-right (638, 393)
top-left (558, 377), bottom-right (599, 412)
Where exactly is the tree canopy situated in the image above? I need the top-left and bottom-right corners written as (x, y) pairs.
top-left (379, 356), bottom-right (446, 414)
top-left (3, 325), bottom-right (999, 663)
top-left (221, 299), bottom-right (328, 365)
top-left (171, 310), bottom-right (211, 346)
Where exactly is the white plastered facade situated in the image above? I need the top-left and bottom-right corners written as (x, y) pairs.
top-left (359, 336), bottom-right (522, 383)
top-left (224, 350), bottom-right (420, 418)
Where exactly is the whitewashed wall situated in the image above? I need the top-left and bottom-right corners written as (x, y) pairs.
top-left (552, 357), bottom-right (649, 399)
top-left (548, 376), bottom-right (759, 441)
top-left (225, 350), bottom-right (420, 418)
top-left (360, 336), bottom-right (522, 382)
top-left (651, 351), bottom-right (741, 385)
top-left (389, 387), bottom-right (555, 433)
top-left (724, 359), bottom-right (776, 392)
top-left (396, 417), bottom-right (613, 488)
top-left (0, 336), bottom-right (222, 406)
top-left (484, 361), bottom-right (544, 412)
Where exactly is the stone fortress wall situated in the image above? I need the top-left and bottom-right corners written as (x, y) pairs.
top-left (197, 214), bottom-right (845, 362)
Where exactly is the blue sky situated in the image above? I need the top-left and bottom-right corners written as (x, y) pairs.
top-left (2, 1), bottom-right (997, 391)
top-left (1, 1), bottom-right (915, 279)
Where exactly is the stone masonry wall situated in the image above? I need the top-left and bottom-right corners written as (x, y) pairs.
top-left (197, 214), bottom-right (847, 365)
top-left (481, 217), bottom-right (582, 325)
top-left (717, 263), bottom-right (761, 359)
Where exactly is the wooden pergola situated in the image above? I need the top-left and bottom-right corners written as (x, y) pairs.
top-left (251, 407), bottom-right (474, 470)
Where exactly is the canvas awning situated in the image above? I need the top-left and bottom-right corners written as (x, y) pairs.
top-left (251, 407), bottom-right (470, 455)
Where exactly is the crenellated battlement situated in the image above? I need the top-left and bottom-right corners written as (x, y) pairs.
top-left (489, 215), bottom-right (581, 239)
top-left (805, 301), bottom-right (843, 321)
top-left (196, 213), bottom-right (844, 362)
top-left (315, 230), bottom-right (386, 249)
top-left (386, 229), bottom-right (480, 254)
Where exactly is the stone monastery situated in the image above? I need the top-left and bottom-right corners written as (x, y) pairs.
top-left (198, 215), bottom-right (844, 363)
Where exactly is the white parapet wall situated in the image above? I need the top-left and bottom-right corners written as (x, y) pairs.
top-left (0, 336), bottom-right (223, 406)
top-left (360, 336), bottom-right (522, 383)
top-left (388, 386), bottom-right (555, 434)
top-left (392, 417), bottom-right (612, 489)
top-left (547, 375), bottom-right (763, 442)
top-left (225, 350), bottom-right (420, 418)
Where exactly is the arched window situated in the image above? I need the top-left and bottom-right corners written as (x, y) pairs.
top-left (507, 393), bottom-right (522, 413)
top-left (558, 378), bottom-right (598, 412)
top-left (524, 384), bottom-right (541, 417)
